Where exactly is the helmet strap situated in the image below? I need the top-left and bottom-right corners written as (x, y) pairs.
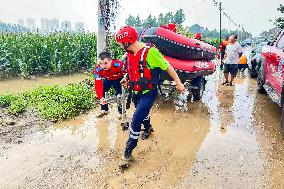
top-left (123, 43), bottom-right (131, 50)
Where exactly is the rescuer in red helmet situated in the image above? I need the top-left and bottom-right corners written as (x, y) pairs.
top-left (115, 25), bottom-right (185, 169)
top-left (194, 32), bottom-right (202, 40)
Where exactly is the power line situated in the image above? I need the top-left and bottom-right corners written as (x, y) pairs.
top-left (211, 0), bottom-right (242, 29)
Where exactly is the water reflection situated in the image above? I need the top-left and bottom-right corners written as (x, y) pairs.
top-left (178, 68), bottom-right (266, 188)
top-left (0, 73), bottom-right (87, 95)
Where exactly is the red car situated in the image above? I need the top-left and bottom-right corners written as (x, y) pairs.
top-left (258, 30), bottom-right (284, 135)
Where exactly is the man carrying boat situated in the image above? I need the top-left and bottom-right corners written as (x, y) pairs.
top-left (115, 25), bottom-right (185, 169)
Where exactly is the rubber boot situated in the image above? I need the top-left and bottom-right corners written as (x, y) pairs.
top-left (141, 126), bottom-right (153, 140)
top-left (96, 110), bottom-right (109, 118)
top-left (119, 143), bottom-right (133, 170)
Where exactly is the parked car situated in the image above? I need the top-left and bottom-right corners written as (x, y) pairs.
top-left (244, 39), bottom-right (253, 46)
top-left (240, 41), bottom-right (247, 47)
top-left (257, 30), bottom-right (284, 135)
top-left (249, 42), bottom-right (267, 78)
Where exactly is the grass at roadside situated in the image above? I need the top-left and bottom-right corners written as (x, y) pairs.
top-left (0, 79), bottom-right (95, 122)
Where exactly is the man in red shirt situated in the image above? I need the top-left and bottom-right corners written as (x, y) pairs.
top-left (220, 36), bottom-right (230, 70)
top-left (94, 52), bottom-right (124, 118)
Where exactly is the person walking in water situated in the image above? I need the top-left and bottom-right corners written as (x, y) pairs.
top-left (222, 34), bottom-right (243, 86)
top-left (115, 26), bottom-right (185, 169)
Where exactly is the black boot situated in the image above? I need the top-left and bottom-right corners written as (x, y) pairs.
top-left (141, 126), bottom-right (153, 140)
top-left (119, 142), bottom-right (133, 170)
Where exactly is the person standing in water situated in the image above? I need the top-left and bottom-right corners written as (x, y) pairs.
top-left (115, 26), bottom-right (185, 169)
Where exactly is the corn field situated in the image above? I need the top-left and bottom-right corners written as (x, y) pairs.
top-left (0, 32), bottom-right (97, 78)
top-left (0, 31), bottom-right (218, 79)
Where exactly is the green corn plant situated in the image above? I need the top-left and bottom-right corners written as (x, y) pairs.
top-left (0, 32), bottom-right (98, 79)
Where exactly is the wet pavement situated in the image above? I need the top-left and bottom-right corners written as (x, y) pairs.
top-left (1, 63), bottom-right (284, 188)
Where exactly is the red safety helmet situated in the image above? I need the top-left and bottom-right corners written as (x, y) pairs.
top-left (160, 25), bottom-right (168, 29)
top-left (115, 26), bottom-right (138, 44)
top-left (167, 23), bottom-right (177, 33)
top-left (160, 23), bottom-right (177, 33)
top-left (194, 32), bottom-right (202, 40)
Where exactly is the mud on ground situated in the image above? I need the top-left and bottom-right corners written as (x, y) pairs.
top-left (0, 108), bottom-right (50, 146)
top-left (1, 70), bottom-right (284, 189)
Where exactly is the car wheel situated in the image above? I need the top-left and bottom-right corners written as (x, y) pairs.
top-left (250, 71), bottom-right (257, 78)
top-left (281, 106), bottom-right (284, 137)
top-left (257, 64), bottom-right (266, 94)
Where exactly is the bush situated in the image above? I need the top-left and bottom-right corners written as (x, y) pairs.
top-left (0, 82), bottom-right (95, 122)
top-left (0, 94), bottom-right (16, 107)
top-left (8, 96), bottom-right (28, 115)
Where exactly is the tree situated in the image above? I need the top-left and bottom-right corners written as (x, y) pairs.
top-left (158, 13), bottom-right (165, 25)
top-left (142, 15), bottom-right (158, 27)
top-left (125, 9), bottom-right (186, 28)
top-left (189, 24), bottom-right (204, 34)
top-left (164, 12), bottom-right (174, 24)
top-left (124, 11), bottom-right (253, 40)
top-left (125, 15), bottom-right (143, 27)
top-left (125, 15), bottom-right (136, 26)
top-left (173, 9), bottom-right (185, 25)
top-left (135, 15), bottom-right (142, 27)
top-left (275, 4), bottom-right (284, 29)
top-left (0, 22), bottom-right (29, 32)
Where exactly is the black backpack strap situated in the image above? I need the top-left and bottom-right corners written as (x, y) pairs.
top-left (139, 45), bottom-right (151, 77)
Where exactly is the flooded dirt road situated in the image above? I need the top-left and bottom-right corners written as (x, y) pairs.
top-left (0, 69), bottom-right (284, 188)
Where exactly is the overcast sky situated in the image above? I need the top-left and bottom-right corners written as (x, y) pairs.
top-left (0, 0), bottom-right (282, 36)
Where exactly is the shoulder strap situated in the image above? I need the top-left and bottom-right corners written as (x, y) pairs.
top-left (139, 45), bottom-right (151, 77)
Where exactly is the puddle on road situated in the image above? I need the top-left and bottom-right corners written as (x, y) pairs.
top-left (0, 96), bottom-right (212, 189)
top-left (0, 111), bottom-right (102, 188)
top-left (56, 101), bottom-right (212, 188)
top-left (106, 100), bottom-right (212, 189)
top-left (253, 91), bottom-right (284, 189)
top-left (178, 69), bottom-right (284, 189)
top-left (178, 71), bottom-right (266, 189)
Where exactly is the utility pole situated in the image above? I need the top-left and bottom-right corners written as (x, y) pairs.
top-left (97, 0), bottom-right (107, 59)
top-left (219, 2), bottom-right (222, 44)
top-left (237, 26), bottom-right (240, 40)
top-left (241, 25), bottom-right (245, 40)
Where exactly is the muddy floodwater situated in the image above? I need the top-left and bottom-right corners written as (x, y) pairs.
top-left (0, 73), bottom-right (88, 95)
top-left (0, 69), bottom-right (284, 188)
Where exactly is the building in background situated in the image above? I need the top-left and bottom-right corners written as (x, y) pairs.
top-left (13, 18), bottom-right (85, 33)
top-left (61, 20), bottom-right (72, 32)
top-left (17, 19), bottom-right (25, 27)
top-left (41, 18), bottom-right (61, 33)
top-left (26, 18), bottom-right (36, 31)
top-left (50, 18), bottom-right (60, 32)
top-left (40, 18), bottom-right (49, 32)
top-left (75, 22), bottom-right (84, 33)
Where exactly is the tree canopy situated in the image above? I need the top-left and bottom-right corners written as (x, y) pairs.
top-left (125, 11), bottom-right (252, 40)
top-left (275, 4), bottom-right (284, 29)
top-left (125, 9), bottom-right (185, 27)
